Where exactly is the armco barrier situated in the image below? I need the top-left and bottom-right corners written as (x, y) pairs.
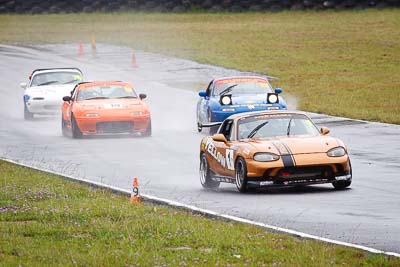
top-left (0, 0), bottom-right (399, 14)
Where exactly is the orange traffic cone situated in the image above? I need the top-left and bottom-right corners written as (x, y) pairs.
top-left (131, 52), bottom-right (138, 68)
top-left (78, 41), bottom-right (84, 56)
top-left (130, 177), bottom-right (141, 205)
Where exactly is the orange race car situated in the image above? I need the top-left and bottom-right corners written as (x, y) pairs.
top-left (199, 110), bottom-right (352, 193)
top-left (61, 81), bottom-right (151, 138)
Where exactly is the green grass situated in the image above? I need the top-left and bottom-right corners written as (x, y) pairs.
top-left (0, 160), bottom-right (399, 266)
top-left (0, 10), bottom-right (400, 124)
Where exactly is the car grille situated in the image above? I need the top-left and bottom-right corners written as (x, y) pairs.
top-left (96, 121), bottom-right (134, 134)
top-left (264, 166), bottom-right (334, 182)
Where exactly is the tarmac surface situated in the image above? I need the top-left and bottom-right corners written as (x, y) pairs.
top-left (0, 44), bottom-right (399, 253)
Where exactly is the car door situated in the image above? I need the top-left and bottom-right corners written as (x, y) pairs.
top-left (208, 120), bottom-right (235, 177)
top-left (198, 81), bottom-right (213, 123)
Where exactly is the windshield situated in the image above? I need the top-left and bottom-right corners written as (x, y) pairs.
top-left (31, 71), bottom-right (83, 86)
top-left (213, 78), bottom-right (272, 96)
top-left (77, 85), bottom-right (137, 101)
top-left (237, 114), bottom-right (319, 140)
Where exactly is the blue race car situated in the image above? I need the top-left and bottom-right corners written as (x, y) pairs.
top-left (197, 76), bottom-right (287, 132)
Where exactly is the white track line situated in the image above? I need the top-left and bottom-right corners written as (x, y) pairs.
top-left (2, 158), bottom-right (399, 258)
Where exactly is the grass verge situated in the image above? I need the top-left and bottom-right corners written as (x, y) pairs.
top-left (0, 10), bottom-right (399, 124)
top-left (0, 159), bottom-right (399, 266)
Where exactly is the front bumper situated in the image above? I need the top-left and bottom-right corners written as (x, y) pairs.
top-left (245, 154), bottom-right (352, 187)
top-left (25, 97), bottom-right (62, 114)
top-left (75, 114), bottom-right (150, 135)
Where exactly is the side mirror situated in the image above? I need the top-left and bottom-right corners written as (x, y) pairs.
top-left (20, 82), bottom-right (27, 89)
top-left (63, 96), bottom-right (72, 102)
top-left (320, 127), bottom-right (330, 135)
top-left (212, 133), bottom-right (227, 143)
top-left (139, 93), bottom-right (147, 100)
top-left (198, 91), bottom-right (207, 98)
top-left (274, 88), bottom-right (282, 94)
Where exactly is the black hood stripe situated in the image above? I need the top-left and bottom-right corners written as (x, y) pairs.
top-left (280, 141), bottom-right (297, 166)
top-left (272, 141), bottom-right (295, 168)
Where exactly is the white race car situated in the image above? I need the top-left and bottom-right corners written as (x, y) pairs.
top-left (20, 68), bottom-right (84, 120)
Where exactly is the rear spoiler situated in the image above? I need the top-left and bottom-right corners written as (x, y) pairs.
top-left (198, 122), bottom-right (222, 132)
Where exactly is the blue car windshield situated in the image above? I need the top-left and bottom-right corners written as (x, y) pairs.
top-left (213, 78), bottom-right (272, 96)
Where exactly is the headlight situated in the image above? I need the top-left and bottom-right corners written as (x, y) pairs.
top-left (24, 95), bottom-right (30, 102)
top-left (220, 95), bottom-right (232, 105)
top-left (267, 93), bottom-right (278, 104)
top-left (327, 147), bottom-right (346, 157)
top-left (253, 152), bottom-right (280, 162)
top-left (85, 113), bottom-right (99, 117)
top-left (130, 111), bottom-right (143, 116)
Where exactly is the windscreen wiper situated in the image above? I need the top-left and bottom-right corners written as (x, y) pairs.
top-left (219, 84), bottom-right (238, 96)
top-left (85, 96), bottom-right (109, 100)
top-left (247, 121), bottom-right (269, 138)
top-left (287, 117), bottom-right (293, 136)
top-left (63, 79), bottom-right (78, 84)
top-left (117, 96), bottom-right (137, 99)
top-left (37, 81), bottom-right (58, 86)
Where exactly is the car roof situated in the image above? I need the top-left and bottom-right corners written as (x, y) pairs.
top-left (75, 81), bottom-right (131, 90)
top-left (31, 68), bottom-right (83, 75)
top-left (228, 110), bottom-right (309, 121)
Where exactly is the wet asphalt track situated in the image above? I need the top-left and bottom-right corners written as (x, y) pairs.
top-left (0, 44), bottom-right (400, 253)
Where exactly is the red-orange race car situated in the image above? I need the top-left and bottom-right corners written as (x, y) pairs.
top-left (61, 81), bottom-right (151, 138)
top-left (199, 110), bottom-right (352, 193)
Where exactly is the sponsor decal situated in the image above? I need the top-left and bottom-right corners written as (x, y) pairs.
top-left (205, 138), bottom-right (226, 168)
top-left (226, 149), bottom-right (235, 170)
top-left (205, 138), bottom-right (235, 170)
top-left (124, 86), bottom-right (133, 93)
top-left (104, 103), bottom-right (122, 109)
top-left (73, 75), bottom-right (83, 81)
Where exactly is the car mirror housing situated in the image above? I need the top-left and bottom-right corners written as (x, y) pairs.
top-left (20, 82), bottom-right (27, 89)
top-left (212, 133), bottom-right (228, 143)
top-left (63, 96), bottom-right (72, 102)
top-left (320, 127), bottom-right (330, 135)
top-left (199, 91), bottom-right (207, 98)
top-left (274, 88), bottom-right (282, 94)
top-left (139, 94), bottom-right (147, 100)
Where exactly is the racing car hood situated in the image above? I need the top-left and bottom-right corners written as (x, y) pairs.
top-left (75, 98), bottom-right (144, 111)
top-left (230, 94), bottom-right (272, 105)
top-left (25, 84), bottom-right (76, 97)
top-left (242, 135), bottom-right (343, 155)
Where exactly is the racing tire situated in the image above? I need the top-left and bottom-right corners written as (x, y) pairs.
top-left (199, 153), bottom-right (220, 189)
top-left (24, 103), bottom-right (33, 120)
top-left (235, 157), bottom-right (249, 193)
top-left (61, 116), bottom-right (68, 137)
top-left (71, 115), bottom-right (83, 139)
top-left (332, 159), bottom-right (352, 190)
top-left (332, 180), bottom-right (351, 190)
top-left (141, 120), bottom-right (152, 137)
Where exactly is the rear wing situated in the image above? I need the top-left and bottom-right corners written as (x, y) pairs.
top-left (198, 122), bottom-right (222, 132)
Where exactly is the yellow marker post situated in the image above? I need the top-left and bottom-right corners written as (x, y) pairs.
top-left (90, 34), bottom-right (97, 51)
